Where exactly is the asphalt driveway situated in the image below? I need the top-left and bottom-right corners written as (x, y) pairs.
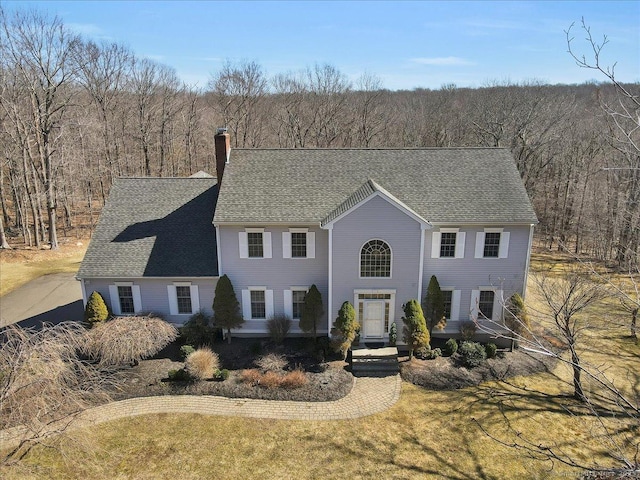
top-left (0, 272), bottom-right (83, 328)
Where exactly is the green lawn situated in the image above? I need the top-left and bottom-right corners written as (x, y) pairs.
top-left (1, 253), bottom-right (638, 479)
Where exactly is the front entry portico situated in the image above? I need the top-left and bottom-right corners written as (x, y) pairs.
top-left (355, 289), bottom-right (396, 341)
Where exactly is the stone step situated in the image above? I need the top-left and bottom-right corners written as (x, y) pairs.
top-left (350, 346), bottom-right (399, 377)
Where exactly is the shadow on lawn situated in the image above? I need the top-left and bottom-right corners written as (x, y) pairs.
top-left (15, 300), bottom-right (84, 330)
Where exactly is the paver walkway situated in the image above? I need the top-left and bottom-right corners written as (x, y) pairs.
top-left (0, 374), bottom-right (401, 450)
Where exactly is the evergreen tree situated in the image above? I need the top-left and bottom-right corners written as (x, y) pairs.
top-left (330, 301), bottom-right (359, 358)
top-left (212, 274), bottom-right (243, 344)
top-left (402, 299), bottom-right (430, 359)
top-left (300, 284), bottom-right (324, 341)
top-left (423, 275), bottom-right (446, 334)
top-left (84, 291), bottom-right (109, 328)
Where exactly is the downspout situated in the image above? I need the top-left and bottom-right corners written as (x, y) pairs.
top-left (522, 224), bottom-right (535, 298)
top-left (327, 225), bottom-right (333, 335)
top-left (215, 225), bottom-right (223, 276)
top-left (417, 224), bottom-right (427, 300)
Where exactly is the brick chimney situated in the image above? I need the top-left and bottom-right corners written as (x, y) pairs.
top-left (214, 127), bottom-right (231, 185)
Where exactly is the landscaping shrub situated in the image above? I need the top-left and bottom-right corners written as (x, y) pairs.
top-left (212, 274), bottom-right (243, 344)
top-left (83, 315), bottom-right (178, 367)
top-left (240, 368), bottom-right (262, 386)
top-left (259, 371), bottom-right (283, 388)
top-left (180, 311), bottom-right (215, 347)
top-left (330, 301), bottom-right (359, 359)
top-left (389, 321), bottom-right (397, 346)
top-left (84, 291), bottom-right (109, 328)
top-left (430, 347), bottom-right (442, 359)
top-left (180, 344), bottom-right (195, 360)
top-left (281, 369), bottom-right (308, 389)
top-left (458, 341), bottom-right (487, 368)
top-left (184, 347), bottom-right (220, 380)
top-left (443, 338), bottom-right (458, 356)
top-left (255, 353), bottom-right (287, 372)
top-left (168, 368), bottom-right (190, 381)
top-left (415, 346), bottom-right (441, 360)
top-left (213, 369), bottom-right (229, 381)
top-left (485, 343), bottom-right (498, 359)
top-left (401, 299), bottom-right (430, 359)
top-left (267, 314), bottom-right (291, 344)
top-left (300, 284), bottom-right (324, 340)
top-left (505, 293), bottom-right (532, 345)
top-left (459, 321), bottom-right (478, 341)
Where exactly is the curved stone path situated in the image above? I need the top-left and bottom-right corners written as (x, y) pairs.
top-left (0, 375), bottom-right (401, 450)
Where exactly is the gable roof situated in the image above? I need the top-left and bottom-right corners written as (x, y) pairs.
top-left (213, 148), bottom-right (538, 225)
top-left (78, 177), bottom-right (219, 279)
top-left (321, 179), bottom-right (431, 227)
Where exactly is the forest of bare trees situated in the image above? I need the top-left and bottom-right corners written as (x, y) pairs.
top-left (1, 8), bottom-right (638, 269)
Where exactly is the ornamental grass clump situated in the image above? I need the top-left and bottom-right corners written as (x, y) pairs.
top-left (255, 353), bottom-right (288, 372)
top-left (184, 347), bottom-right (219, 380)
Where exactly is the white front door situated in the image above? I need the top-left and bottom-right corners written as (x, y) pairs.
top-left (363, 300), bottom-right (385, 338)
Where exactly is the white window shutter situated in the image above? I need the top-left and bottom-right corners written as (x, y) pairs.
top-left (265, 290), bottom-right (274, 318)
top-left (450, 290), bottom-right (461, 321)
top-left (475, 232), bottom-right (485, 258)
top-left (109, 285), bottom-right (121, 315)
top-left (263, 232), bottom-right (272, 258)
top-left (132, 285), bottom-right (142, 313)
top-left (190, 285), bottom-right (200, 313)
top-left (167, 285), bottom-right (178, 315)
top-left (499, 232), bottom-right (510, 258)
top-left (431, 232), bottom-right (441, 258)
top-left (239, 232), bottom-right (248, 258)
top-left (282, 232), bottom-right (291, 259)
top-left (455, 232), bottom-right (466, 258)
top-left (283, 290), bottom-right (293, 318)
top-left (493, 289), bottom-right (503, 322)
top-left (242, 289), bottom-right (251, 319)
top-left (307, 232), bottom-right (316, 259)
top-left (470, 290), bottom-right (480, 320)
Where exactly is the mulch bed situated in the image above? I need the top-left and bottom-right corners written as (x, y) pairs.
top-left (400, 346), bottom-right (559, 390)
top-left (109, 337), bottom-right (354, 403)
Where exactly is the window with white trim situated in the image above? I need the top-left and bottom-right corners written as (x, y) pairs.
top-left (360, 239), bottom-right (391, 278)
top-left (109, 283), bottom-right (142, 316)
top-left (475, 229), bottom-right (510, 258)
top-left (282, 229), bottom-right (316, 259)
top-left (176, 286), bottom-right (192, 314)
top-left (239, 229), bottom-right (272, 259)
top-left (431, 229), bottom-right (465, 258)
top-left (250, 290), bottom-right (266, 318)
top-left (118, 286), bottom-right (135, 314)
top-left (167, 283), bottom-right (200, 316)
top-left (442, 290), bottom-right (453, 319)
top-left (478, 291), bottom-right (495, 319)
top-left (292, 290), bottom-right (306, 319)
top-left (242, 287), bottom-right (274, 320)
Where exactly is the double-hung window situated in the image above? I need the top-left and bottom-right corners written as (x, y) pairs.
top-left (167, 282), bottom-right (200, 316)
top-left (470, 288), bottom-right (502, 322)
top-left (176, 286), bottom-right (192, 314)
top-left (283, 229), bottom-right (316, 259)
top-left (475, 228), bottom-right (510, 259)
top-left (239, 229), bottom-right (272, 259)
top-left (478, 291), bottom-right (495, 319)
top-left (250, 290), bottom-right (266, 319)
top-left (242, 287), bottom-right (274, 320)
top-left (432, 229), bottom-right (465, 258)
top-left (118, 286), bottom-right (135, 314)
top-left (442, 290), bottom-right (453, 319)
top-left (109, 282), bottom-right (142, 315)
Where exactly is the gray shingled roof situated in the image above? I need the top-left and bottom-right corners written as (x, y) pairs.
top-left (213, 148), bottom-right (538, 224)
top-left (78, 177), bottom-right (218, 278)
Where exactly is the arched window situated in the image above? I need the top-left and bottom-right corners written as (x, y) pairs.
top-left (360, 239), bottom-right (391, 278)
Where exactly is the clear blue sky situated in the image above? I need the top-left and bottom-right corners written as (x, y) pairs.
top-left (3, 0), bottom-right (639, 90)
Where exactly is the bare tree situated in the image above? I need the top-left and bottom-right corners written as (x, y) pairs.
top-left (0, 8), bottom-right (82, 249)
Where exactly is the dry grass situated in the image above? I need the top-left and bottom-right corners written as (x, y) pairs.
top-left (255, 353), bottom-right (288, 372)
top-left (184, 348), bottom-right (219, 380)
top-left (280, 369), bottom-right (308, 389)
top-left (0, 241), bottom-right (87, 297)
top-left (1, 252), bottom-right (638, 478)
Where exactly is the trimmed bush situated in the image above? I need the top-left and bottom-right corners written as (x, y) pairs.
top-left (459, 321), bottom-right (478, 341)
top-left (423, 275), bottom-right (446, 333)
top-left (401, 299), bottom-right (430, 359)
top-left (83, 315), bottom-right (178, 366)
top-left (180, 344), bottom-right (195, 360)
top-left (267, 314), bottom-right (291, 344)
top-left (281, 369), bottom-right (308, 389)
top-left (443, 338), bottom-right (458, 357)
top-left (180, 311), bottom-right (215, 347)
top-left (300, 284), bottom-right (324, 340)
top-left (485, 343), bottom-right (498, 359)
top-left (415, 346), bottom-right (442, 360)
top-left (213, 369), bottom-right (230, 381)
top-left (241, 368), bottom-right (262, 386)
top-left (389, 321), bottom-right (397, 346)
top-left (260, 371), bottom-right (283, 388)
top-left (330, 301), bottom-right (359, 359)
top-left (213, 274), bottom-right (243, 344)
top-left (168, 368), bottom-right (190, 381)
top-left (458, 341), bottom-right (487, 368)
top-left (84, 291), bottom-right (109, 328)
top-left (184, 347), bottom-right (220, 380)
top-left (255, 353), bottom-right (287, 372)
